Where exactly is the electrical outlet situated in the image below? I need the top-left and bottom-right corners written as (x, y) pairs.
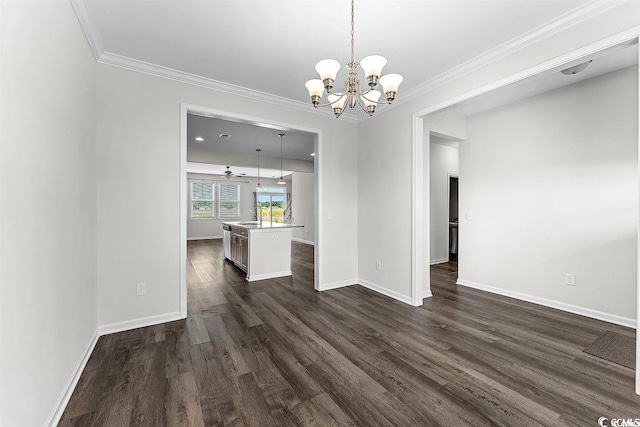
top-left (272, 234), bottom-right (279, 240)
top-left (136, 282), bottom-right (147, 296)
top-left (564, 273), bottom-right (575, 286)
top-left (376, 261), bottom-right (382, 271)
top-left (328, 211), bottom-right (334, 221)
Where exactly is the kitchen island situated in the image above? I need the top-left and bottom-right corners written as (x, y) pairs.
top-left (222, 221), bottom-right (303, 282)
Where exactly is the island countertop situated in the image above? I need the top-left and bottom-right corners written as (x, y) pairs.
top-left (222, 221), bottom-right (304, 230)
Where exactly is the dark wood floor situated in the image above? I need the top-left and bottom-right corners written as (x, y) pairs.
top-left (59, 240), bottom-right (640, 426)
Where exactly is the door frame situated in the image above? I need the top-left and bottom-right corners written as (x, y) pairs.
top-left (179, 104), bottom-right (322, 317)
top-left (410, 27), bottom-right (640, 392)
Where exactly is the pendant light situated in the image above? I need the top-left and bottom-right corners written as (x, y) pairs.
top-left (277, 133), bottom-right (286, 185)
top-left (255, 149), bottom-right (262, 191)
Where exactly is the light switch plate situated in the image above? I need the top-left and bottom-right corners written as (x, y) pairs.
top-left (466, 212), bottom-right (473, 221)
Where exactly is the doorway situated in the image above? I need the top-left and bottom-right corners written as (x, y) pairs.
top-left (179, 104), bottom-right (323, 317)
top-left (448, 175), bottom-right (458, 263)
top-left (411, 31), bottom-right (640, 391)
top-left (257, 192), bottom-right (286, 224)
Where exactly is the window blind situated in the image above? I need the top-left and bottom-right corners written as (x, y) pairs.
top-left (219, 183), bottom-right (240, 218)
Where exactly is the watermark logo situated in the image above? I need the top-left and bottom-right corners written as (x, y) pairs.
top-left (598, 417), bottom-right (640, 427)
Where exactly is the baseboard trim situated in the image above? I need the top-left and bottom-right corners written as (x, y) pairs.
top-left (456, 279), bottom-right (637, 329)
top-left (98, 311), bottom-right (183, 336)
top-left (317, 278), bottom-right (357, 291)
top-left (423, 289), bottom-right (433, 299)
top-left (291, 237), bottom-right (315, 246)
top-left (358, 279), bottom-right (414, 305)
top-left (247, 270), bottom-right (292, 282)
top-left (46, 329), bottom-right (100, 427)
top-left (430, 258), bottom-right (449, 265)
top-left (187, 235), bottom-right (222, 241)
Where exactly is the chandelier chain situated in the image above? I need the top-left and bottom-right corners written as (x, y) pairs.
top-left (350, 0), bottom-right (355, 65)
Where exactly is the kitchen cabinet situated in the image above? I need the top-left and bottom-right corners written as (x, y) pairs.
top-left (228, 227), bottom-right (249, 272)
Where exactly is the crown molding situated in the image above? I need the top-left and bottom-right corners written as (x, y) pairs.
top-left (382, 0), bottom-right (628, 114)
top-left (99, 52), bottom-right (360, 123)
top-left (70, 0), bottom-right (103, 61)
top-left (71, 0), bottom-right (624, 125)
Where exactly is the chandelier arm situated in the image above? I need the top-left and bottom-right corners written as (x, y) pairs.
top-left (359, 92), bottom-right (392, 105)
top-left (314, 99), bottom-right (346, 109)
top-left (354, 92), bottom-right (370, 115)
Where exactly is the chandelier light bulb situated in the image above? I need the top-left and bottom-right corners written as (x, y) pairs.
top-left (328, 94), bottom-right (347, 118)
top-left (362, 90), bottom-right (381, 116)
top-left (360, 55), bottom-right (387, 87)
top-left (305, 79), bottom-right (325, 106)
top-left (315, 59), bottom-right (341, 89)
top-left (379, 73), bottom-right (403, 102)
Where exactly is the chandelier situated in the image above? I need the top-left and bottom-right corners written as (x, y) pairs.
top-left (304, 0), bottom-right (403, 118)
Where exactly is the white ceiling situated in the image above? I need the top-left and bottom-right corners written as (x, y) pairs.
top-left (76, 0), bottom-right (603, 120)
top-left (187, 114), bottom-right (315, 160)
top-left (453, 40), bottom-right (638, 116)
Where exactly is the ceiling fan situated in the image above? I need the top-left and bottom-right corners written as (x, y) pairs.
top-left (221, 166), bottom-right (245, 180)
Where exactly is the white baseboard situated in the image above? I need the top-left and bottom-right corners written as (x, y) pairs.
top-left (357, 279), bottom-right (414, 305)
top-left (46, 329), bottom-right (100, 427)
top-left (247, 270), bottom-right (292, 282)
top-left (98, 311), bottom-right (183, 336)
top-left (187, 235), bottom-right (222, 241)
top-left (456, 279), bottom-right (637, 329)
top-left (423, 289), bottom-right (433, 299)
top-left (317, 278), bottom-right (357, 291)
top-left (430, 258), bottom-right (449, 265)
top-left (292, 237), bottom-right (315, 246)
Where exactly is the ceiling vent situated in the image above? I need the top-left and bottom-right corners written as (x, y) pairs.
top-left (219, 133), bottom-right (231, 139)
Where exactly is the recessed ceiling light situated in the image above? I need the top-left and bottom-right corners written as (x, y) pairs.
top-left (219, 133), bottom-right (231, 139)
top-left (195, 136), bottom-right (204, 141)
top-left (310, 152), bottom-right (315, 156)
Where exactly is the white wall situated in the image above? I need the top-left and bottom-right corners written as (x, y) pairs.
top-left (358, 1), bottom-right (639, 303)
top-left (460, 66), bottom-right (638, 321)
top-left (430, 142), bottom-right (459, 263)
top-left (187, 174), bottom-right (291, 239)
top-left (0, 2), bottom-right (97, 426)
top-left (96, 64), bottom-right (358, 326)
top-left (292, 172), bottom-right (315, 244)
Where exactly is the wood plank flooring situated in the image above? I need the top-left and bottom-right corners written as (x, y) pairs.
top-left (59, 240), bottom-right (640, 426)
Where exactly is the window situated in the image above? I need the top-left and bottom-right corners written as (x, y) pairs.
top-left (191, 181), bottom-right (214, 218)
top-left (257, 193), bottom-right (286, 224)
top-left (219, 182), bottom-right (240, 219)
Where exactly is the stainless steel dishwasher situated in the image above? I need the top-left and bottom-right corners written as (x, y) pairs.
top-left (222, 224), bottom-right (231, 260)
